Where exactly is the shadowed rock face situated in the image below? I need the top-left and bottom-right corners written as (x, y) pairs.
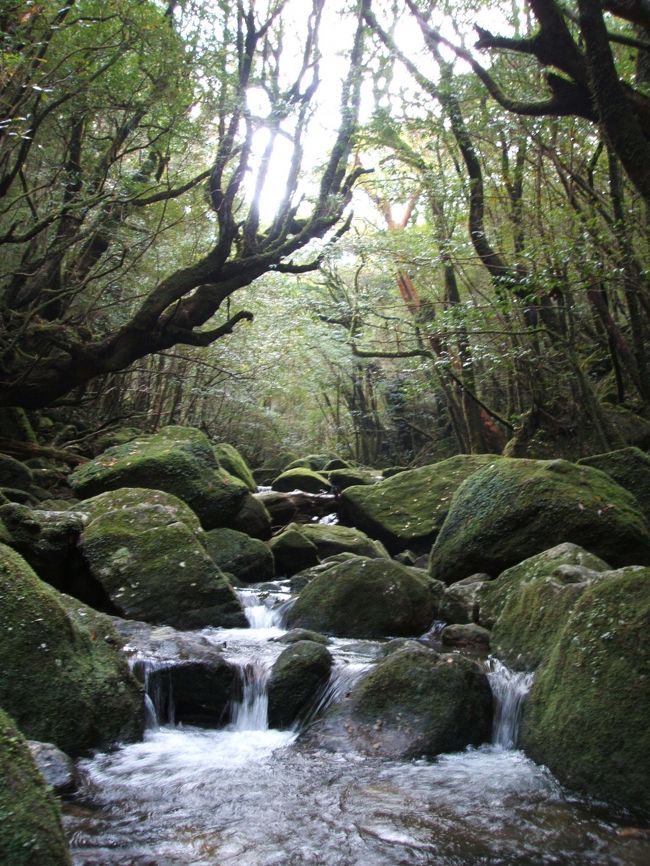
top-left (306, 643), bottom-right (492, 759)
top-left (0, 708), bottom-right (73, 866)
top-left (267, 640), bottom-right (333, 729)
top-left (0, 544), bottom-right (143, 756)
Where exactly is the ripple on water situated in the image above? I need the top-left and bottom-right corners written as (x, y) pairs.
top-left (66, 730), bottom-right (650, 866)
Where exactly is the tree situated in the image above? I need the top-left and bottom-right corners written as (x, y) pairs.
top-left (0, 0), bottom-right (366, 409)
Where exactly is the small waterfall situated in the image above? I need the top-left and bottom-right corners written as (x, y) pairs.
top-left (238, 589), bottom-right (287, 630)
top-left (299, 661), bottom-right (372, 730)
top-left (131, 659), bottom-right (176, 729)
top-left (231, 660), bottom-right (270, 731)
top-left (487, 658), bottom-right (534, 749)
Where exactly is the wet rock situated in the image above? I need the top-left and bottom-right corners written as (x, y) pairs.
top-left (273, 628), bottom-right (331, 646)
top-left (204, 527), bottom-right (274, 584)
top-left (440, 623), bottom-right (491, 650)
top-left (0, 709), bottom-right (72, 866)
top-left (286, 555), bottom-right (440, 639)
top-left (340, 454), bottom-right (497, 554)
top-left (520, 566), bottom-right (650, 818)
top-left (143, 659), bottom-right (239, 727)
top-left (78, 487), bottom-right (247, 629)
top-left (430, 457), bottom-right (650, 585)
top-left (309, 644), bottom-right (492, 758)
top-left (27, 741), bottom-right (76, 795)
top-left (0, 544), bottom-right (142, 755)
top-left (439, 573), bottom-right (490, 624)
top-left (268, 640), bottom-right (333, 729)
top-left (69, 425), bottom-right (249, 529)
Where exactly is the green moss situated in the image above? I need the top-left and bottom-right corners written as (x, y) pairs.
top-left (79, 488), bottom-right (247, 629)
top-left (430, 458), bottom-right (650, 585)
top-left (268, 640), bottom-right (333, 728)
top-left (480, 544), bottom-right (610, 670)
top-left (327, 467), bottom-right (377, 490)
top-left (203, 527), bottom-right (274, 584)
top-left (286, 522), bottom-right (388, 560)
top-left (578, 447), bottom-right (650, 523)
top-left (0, 454), bottom-right (33, 490)
top-left (287, 556), bottom-right (438, 638)
top-left (226, 492), bottom-right (272, 540)
top-left (340, 454), bottom-right (497, 554)
top-left (520, 568), bottom-right (650, 818)
top-left (213, 443), bottom-right (256, 491)
top-left (0, 544), bottom-right (142, 756)
top-left (269, 528), bottom-right (319, 576)
top-left (284, 454), bottom-right (335, 472)
top-left (0, 708), bottom-right (72, 866)
top-left (0, 408), bottom-right (37, 444)
top-left (69, 426), bottom-right (248, 529)
top-left (271, 467), bottom-right (331, 494)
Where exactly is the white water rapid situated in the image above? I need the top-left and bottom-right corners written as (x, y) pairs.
top-left (64, 583), bottom-right (650, 866)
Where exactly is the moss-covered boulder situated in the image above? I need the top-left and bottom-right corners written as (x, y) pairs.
top-left (340, 454), bottom-right (497, 554)
top-left (0, 453), bottom-right (33, 490)
top-left (227, 493), bottom-right (272, 540)
top-left (309, 644), bottom-right (492, 758)
top-left (0, 502), bottom-right (90, 598)
top-left (204, 527), bottom-right (274, 584)
top-left (269, 528), bottom-right (320, 576)
top-left (0, 708), bottom-right (72, 866)
top-left (267, 640), bottom-right (333, 729)
top-left (480, 543), bottom-right (610, 670)
top-left (69, 425), bottom-right (249, 529)
top-left (578, 447), bottom-right (650, 523)
top-left (0, 545), bottom-right (142, 755)
top-left (438, 573), bottom-right (489, 625)
top-left (78, 488), bottom-right (247, 629)
top-left (520, 567), bottom-right (650, 818)
top-left (0, 407), bottom-right (36, 443)
top-left (286, 556), bottom-right (439, 638)
top-left (272, 467), bottom-right (331, 494)
top-left (213, 442), bottom-right (256, 491)
top-left (283, 522), bottom-right (389, 561)
top-left (327, 467), bottom-right (378, 491)
top-left (284, 454), bottom-right (335, 472)
top-left (429, 458), bottom-right (650, 585)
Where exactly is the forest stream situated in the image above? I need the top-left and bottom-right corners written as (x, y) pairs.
top-left (63, 585), bottom-right (650, 866)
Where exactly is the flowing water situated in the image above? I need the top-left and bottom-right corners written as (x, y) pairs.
top-left (64, 585), bottom-right (650, 866)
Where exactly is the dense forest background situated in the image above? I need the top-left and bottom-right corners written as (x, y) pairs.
top-left (3, 0), bottom-right (650, 472)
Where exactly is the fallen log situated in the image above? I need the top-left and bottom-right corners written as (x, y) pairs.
top-left (255, 490), bottom-right (337, 529)
top-left (0, 437), bottom-right (87, 467)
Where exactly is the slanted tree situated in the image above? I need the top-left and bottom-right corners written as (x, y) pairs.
top-left (0, 0), bottom-right (367, 409)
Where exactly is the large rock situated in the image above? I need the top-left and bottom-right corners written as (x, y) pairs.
top-left (578, 446), bottom-right (650, 523)
top-left (429, 458), bottom-right (650, 585)
top-left (0, 453), bottom-right (33, 490)
top-left (0, 545), bottom-right (142, 755)
top-left (213, 442), bottom-right (256, 491)
top-left (340, 454), bottom-right (497, 554)
top-left (286, 556), bottom-right (441, 638)
top-left (480, 543), bottom-right (610, 670)
top-left (309, 644), bottom-right (492, 758)
top-left (269, 527), bottom-right (320, 577)
top-left (0, 709), bottom-right (72, 866)
top-left (143, 659), bottom-right (239, 727)
top-left (69, 425), bottom-right (249, 529)
top-left (272, 467), bottom-right (332, 494)
top-left (520, 567), bottom-right (650, 818)
top-left (0, 502), bottom-right (92, 599)
top-left (78, 488), bottom-right (247, 629)
top-left (438, 573), bottom-right (489, 624)
top-left (267, 640), bottom-right (333, 729)
top-left (228, 492), bottom-right (272, 539)
top-left (204, 527), bottom-right (274, 584)
top-left (281, 522), bottom-right (389, 562)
